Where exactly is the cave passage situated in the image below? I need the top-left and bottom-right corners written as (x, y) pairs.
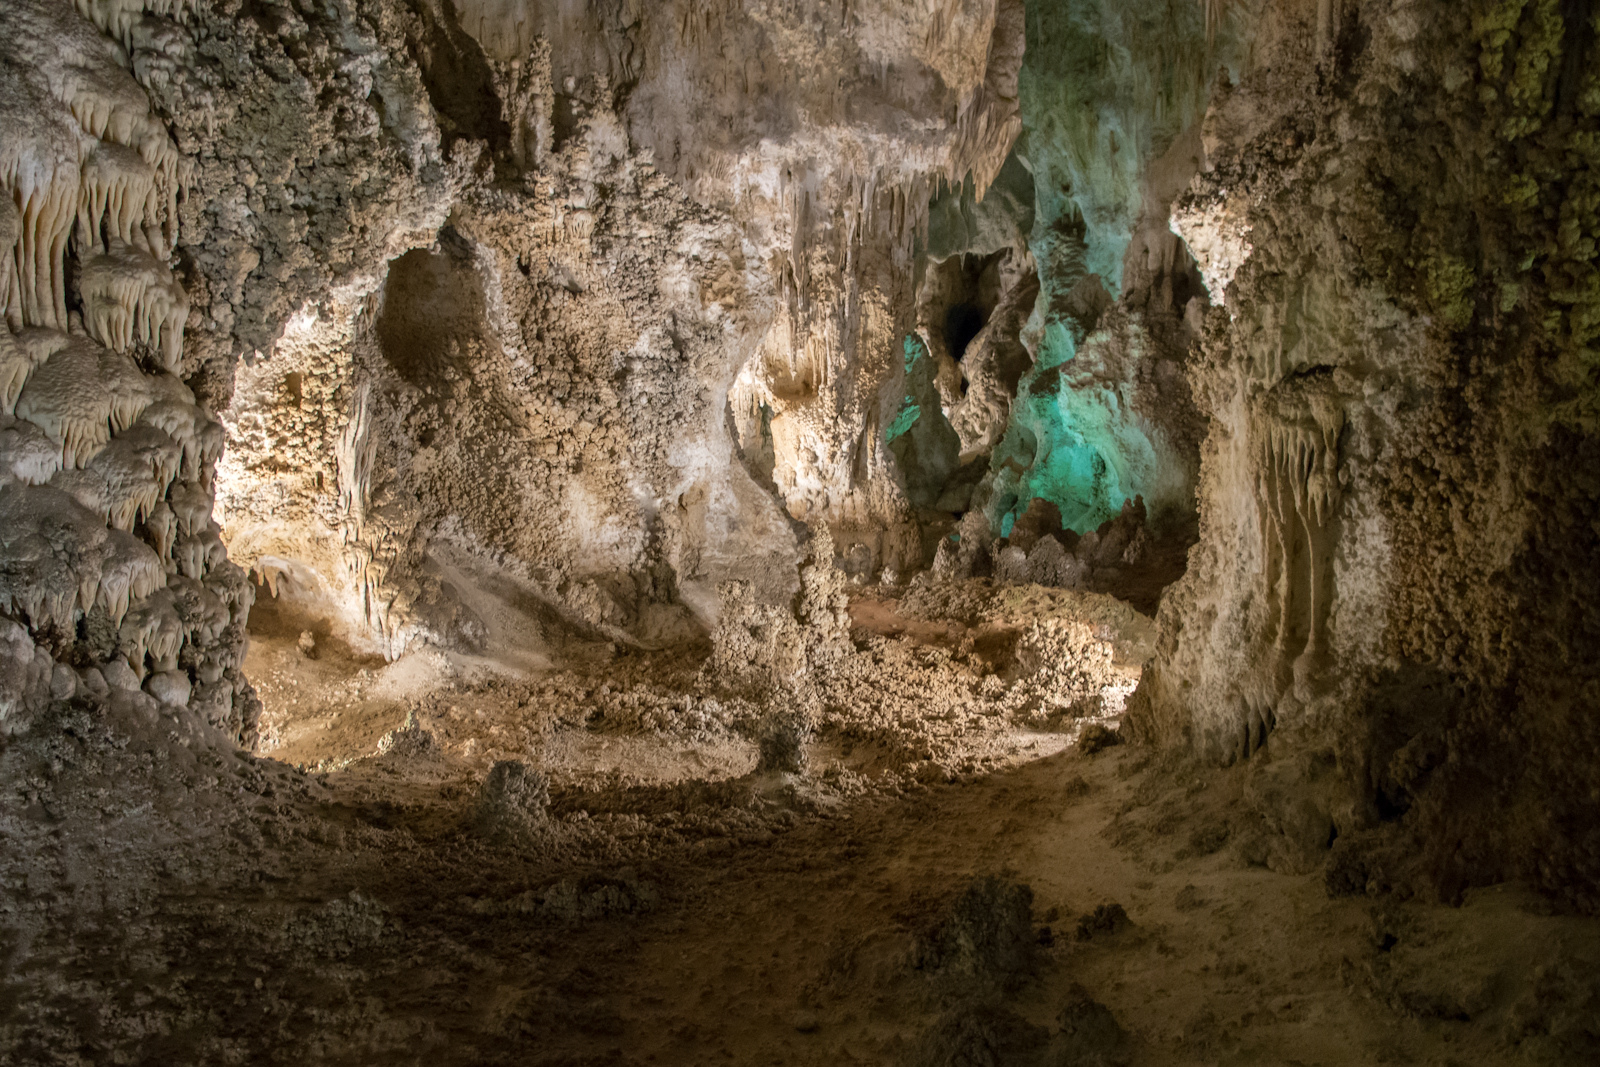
top-left (1, 0), bottom-right (1597, 1063)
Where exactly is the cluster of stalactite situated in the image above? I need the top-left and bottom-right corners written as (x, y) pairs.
top-left (0, 0), bottom-right (256, 742)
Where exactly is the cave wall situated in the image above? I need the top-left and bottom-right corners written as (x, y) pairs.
top-left (2, 0), bottom-right (1025, 720)
top-left (1129, 0), bottom-right (1600, 910)
top-left (144, 0), bottom-right (1030, 660)
top-left (5, 0), bottom-right (1028, 670)
top-left (1, 0), bottom-right (258, 743)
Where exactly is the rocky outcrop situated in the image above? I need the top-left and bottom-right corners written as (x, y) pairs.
top-left (1129, 0), bottom-right (1600, 910)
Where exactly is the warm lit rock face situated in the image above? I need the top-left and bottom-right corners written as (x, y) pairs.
top-left (1130, 0), bottom-right (1600, 910)
top-left (0, 0), bottom-right (1025, 719)
top-left (200, 0), bottom-right (1026, 654)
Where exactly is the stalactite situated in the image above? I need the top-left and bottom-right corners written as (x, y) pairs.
top-left (51, 467), bottom-right (115, 526)
top-left (137, 393), bottom-right (222, 482)
top-left (1252, 382), bottom-right (1344, 676)
top-left (173, 527), bottom-right (225, 581)
top-left (2, 0), bottom-right (186, 333)
top-left (0, 328), bottom-right (50, 416)
top-left (0, 414), bottom-right (62, 487)
top-left (14, 333), bottom-right (117, 469)
top-left (98, 527), bottom-right (164, 627)
top-left (97, 347), bottom-right (157, 432)
top-left (0, 0), bottom-right (251, 741)
top-left (0, 91), bottom-right (82, 331)
top-left (129, 16), bottom-right (190, 92)
top-left (0, 485), bottom-right (114, 632)
top-left (167, 479), bottom-right (212, 539)
top-left (118, 586), bottom-right (184, 675)
top-left (142, 498), bottom-right (177, 563)
top-left (73, 0), bottom-right (194, 51)
top-left (80, 239), bottom-right (188, 372)
top-left (77, 142), bottom-right (160, 256)
top-left (336, 384), bottom-right (376, 541)
top-left (88, 424), bottom-right (182, 531)
top-left (0, 196), bottom-right (18, 328)
top-left (168, 573), bottom-right (229, 646)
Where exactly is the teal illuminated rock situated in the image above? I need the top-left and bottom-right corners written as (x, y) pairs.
top-left (888, 333), bottom-right (961, 508)
top-left (980, 0), bottom-right (1251, 534)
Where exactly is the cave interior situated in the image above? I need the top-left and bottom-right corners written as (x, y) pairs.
top-left (0, 0), bottom-right (1598, 1063)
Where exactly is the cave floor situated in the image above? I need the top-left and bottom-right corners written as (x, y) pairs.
top-left (3, 584), bottom-right (1594, 1065)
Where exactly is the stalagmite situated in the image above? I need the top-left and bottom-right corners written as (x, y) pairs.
top-left (14, 334), bottom-right (117, 468)
top-left (81, 240), bottom-right (188, 372)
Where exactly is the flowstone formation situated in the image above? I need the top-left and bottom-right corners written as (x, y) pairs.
top-left (0, 0), bottom-right (257, 744)
top-left (1129, 0), bottom-right (1600, 909)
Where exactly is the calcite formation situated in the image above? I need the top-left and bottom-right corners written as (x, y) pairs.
top-left (0, 0), bottom-right (253, 743)
top-left (1128, 0), bottom-right (1600, 908)
top-left (0, 0), bottom-right (1596, 966)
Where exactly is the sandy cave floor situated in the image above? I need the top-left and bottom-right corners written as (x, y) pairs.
top-left (5, 583), bottom-right (1596, 1065)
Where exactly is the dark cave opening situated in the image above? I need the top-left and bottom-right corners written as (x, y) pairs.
top-left (375, 238), bottom-right (487, 387)
top-left (944, 302), bottom-right (989, 364)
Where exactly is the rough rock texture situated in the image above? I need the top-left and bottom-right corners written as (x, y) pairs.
top-left (1, 0), bottom-right (258, 746)
top-left (191, 0), bottom-right (1029, 657)
top-left (1129, 0), bottom-right (1600, 910)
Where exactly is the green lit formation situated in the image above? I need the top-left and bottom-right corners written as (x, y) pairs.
top-left (887, 333), bottom-right (960, 508)
top-left (984, 0), bottom-right (1243, 534)
top-left (888, 0), bottom-right (1251, 534)
top-left (886, 334), bottom-right (927, 444)
top-left (888, 2), bottom-right (1251, 533)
